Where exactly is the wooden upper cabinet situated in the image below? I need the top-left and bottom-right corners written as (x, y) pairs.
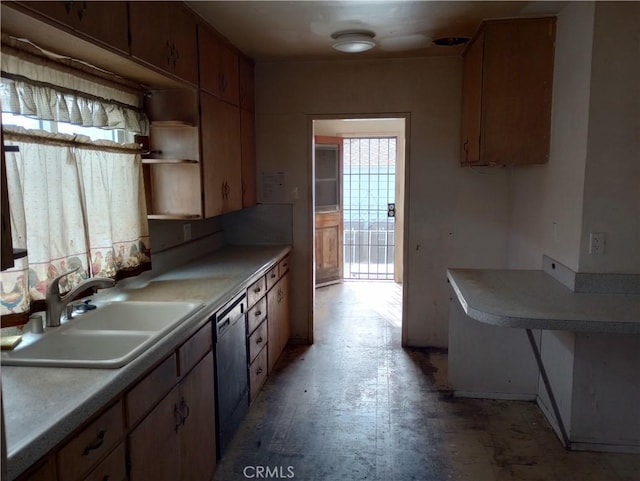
top-left (461, 17), bottom-right (556, 166)
top-left (198, 25), bottom-right (240, 105)
top-left (16, 1), bottom-right (129, 53)
top-left (201, 91), bottom-right (242, 217)
top-left (129, 1), bottom-right (198, 85)
top-left (238, 55), bottom-right (255, 112)
top-left (240, 108), bottom-right (257, 208)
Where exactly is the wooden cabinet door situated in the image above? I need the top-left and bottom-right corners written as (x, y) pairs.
top-left (239, 55), bottom-right (255, 112)
top-left (130, 2), bottom-right (197, 84)
top-left (14, 2), bottom-right (129, 53)
top-left (278, 272), bottom-right (291, 353)
top-left (179, 351), bottom-right (216, 481)
top-left (267, 274), bottom-right (290, 373)
top-left (199, 26), bottom-right (239, 104)
top-left (128, 386), bottom-right (181, 481)
top-left (201, 91), bottom-right (242, 217)
top-left (460, 31), bottom-right (483, 165)
top-left (482, 18), bottom-right (555, 165)
top-left (240, 108), bottom-right (257, 208)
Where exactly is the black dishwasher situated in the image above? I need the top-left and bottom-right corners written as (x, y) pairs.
top-left (213, 291), bottom-right (248, 459)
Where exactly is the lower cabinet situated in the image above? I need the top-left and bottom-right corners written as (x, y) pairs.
top-left (267, 271), bottom-right (290, 374)
top-left (128, 341), bottom-right (215, 481)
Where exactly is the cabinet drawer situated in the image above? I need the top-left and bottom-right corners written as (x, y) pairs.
top-left (278, 255), bottom-right (290, 277)
top-left (247, 276), bottom-right (266, 308)
top-left (249, 346), bottom-right (268, 402)
top-left (266, 265), bottom-right (279, 291)
top-left (57, 401), bottom-right (124, 481)
top-left (81, 443), bottom-right (126, 481)
top-left (248, 320), bottom-right (267, 364)
top-left (247, 296), bottom-right (266, 335)
top-left (178, 321), bottom-right (213, 377)
top-left (126, 354), bottom-right (177, 427)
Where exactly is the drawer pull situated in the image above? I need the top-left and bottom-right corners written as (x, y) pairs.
top-left (102, 477), bottom-right (110, 481)
top-left (83, 430), bottom-right (106, 456)
top-left (255, 310), bottom-right (262, 316)
top-left (256, 337), bottom-right (263, 344)
top-left (254, 287), bottom-right (261, 293)
top-left (270, 273), bottom-right (276, 279)
top-left (256, 367), bottom-right (263, 375)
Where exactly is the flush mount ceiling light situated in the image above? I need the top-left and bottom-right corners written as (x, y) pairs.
top-left (331, 30), bottom-right (376, 53)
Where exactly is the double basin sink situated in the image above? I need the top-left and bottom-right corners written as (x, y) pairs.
top-left (1, 301), bottom-right (203, 368)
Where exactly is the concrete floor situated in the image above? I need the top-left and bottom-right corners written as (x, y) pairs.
top-left (215, 281), bottom-right (640, 481)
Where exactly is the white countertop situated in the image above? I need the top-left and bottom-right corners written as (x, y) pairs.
top-left (447, 268), bottom-right (640, 334)
top-left (2, 244), bottom-right (290, 481)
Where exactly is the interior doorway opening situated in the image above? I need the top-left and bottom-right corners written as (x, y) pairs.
top-left (312, 116), bottom-right (406, 338)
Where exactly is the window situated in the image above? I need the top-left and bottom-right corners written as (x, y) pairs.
top-left (1, 45), bottom-right (150, 326)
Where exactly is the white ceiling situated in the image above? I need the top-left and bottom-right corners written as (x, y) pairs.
top-left (186, 1), bottom-right (566, 61)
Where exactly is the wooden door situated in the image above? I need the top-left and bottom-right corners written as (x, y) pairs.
top-left (128, 386), bottom-right (181, 481)
top-left (314, 136), bottom-right (343, 285)
top-left (201, 91), bottom-right (242, 217)
top-left (198, 25), bottom-right (239, 105)
top-left (179, 352), bottom-right (216, 481)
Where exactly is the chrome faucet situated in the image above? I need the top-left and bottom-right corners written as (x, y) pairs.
top-left (45, 267), bottom-right (115, 327)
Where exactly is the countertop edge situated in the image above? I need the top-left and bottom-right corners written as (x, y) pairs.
top-left (446, 268), bottom-right (640, 334)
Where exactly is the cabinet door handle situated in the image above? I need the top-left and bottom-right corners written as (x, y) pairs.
top-left (255, 310), bottom-right (262, 316)
top-left (253, 287), bottom-right (261, 293)
top-left (277, 288), bottom-right (284, 303)
top-left (256, 367), bottom-right (263, 375)
top-left (83, 430), bottom-right (106, 456)
top-left (102, 476), bottom-right (110, 481)
top-left (174, 404), bottom-right (182, 432)
top-left (179, 397), bottom-right (190, 425)
top-left (256, 337), bottom-right (263, 344)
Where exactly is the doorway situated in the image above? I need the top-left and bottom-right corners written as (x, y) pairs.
top-left (312, 117), bottom-right (406, 336)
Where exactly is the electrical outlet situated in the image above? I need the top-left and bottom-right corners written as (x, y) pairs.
top-left (183, 223), bottom-right (192, 242)
top-left (589, 232), bottom-right (605, 255)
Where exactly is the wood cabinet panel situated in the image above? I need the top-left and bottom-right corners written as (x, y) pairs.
top-left (177, 322), bottom-right (212, 377)
top-left (461, 17), bottom-right (555, 166)
top-left (247, 296), bottom-right (267, 335)
top-left (266, 265), bottom-right (278, 291)
top-left (126, 354), bottom-right (177, 428)
top-left (461, 31), bottom-right (483, 165)
top-left (238, 55), bottom-right (255, 112)
top-left (248, 320), bottom-right (268, 364)
top-left (57, 401), bottom-right (123, 481)
top-left (128, 386), bottom-right (181, 481)
top-left (201, 91), bottom-right (242, 217)
top-left (17, 1), bottom-right (129, 53)
top-left (178, 351), bottom-right (216, 481)
top-left (81, 443), bottom-right (126, 481)
top-left (247, 276), bottom-right (266, 309)
top-left (198, 25), bottom-right (239, 104)
top-left (19, 457), bottom-right (57, 481)
top-left (249, 346), bottom-right (268, 402)
top-left (129, 2), bottom-right (198, 84)
top-left (267, 272), bottom-right (290, 373)
top-left (240, 108), bottom-right (257, 208)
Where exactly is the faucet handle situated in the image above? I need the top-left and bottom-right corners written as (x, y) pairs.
top-left (47, 266), bottom-right (81, 295)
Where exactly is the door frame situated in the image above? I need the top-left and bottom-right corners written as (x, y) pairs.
top-left (308, 113), bottom-right (411, 346)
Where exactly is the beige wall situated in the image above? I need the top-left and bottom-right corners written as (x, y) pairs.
top-left (578, 1), bottom-right (640, 273)
top-left (505, 1), bottom-right (640, 275)
top-left (506, 1), bottom-right (594, 271)
top-left (255, 57), bottom-right (510, 347)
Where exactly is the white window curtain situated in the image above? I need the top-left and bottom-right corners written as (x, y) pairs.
top-left (1, 127), bottom-right (150, 321)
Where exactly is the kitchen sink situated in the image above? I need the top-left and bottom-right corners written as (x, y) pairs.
top-left (1, 301), bottom-right (203, 368)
